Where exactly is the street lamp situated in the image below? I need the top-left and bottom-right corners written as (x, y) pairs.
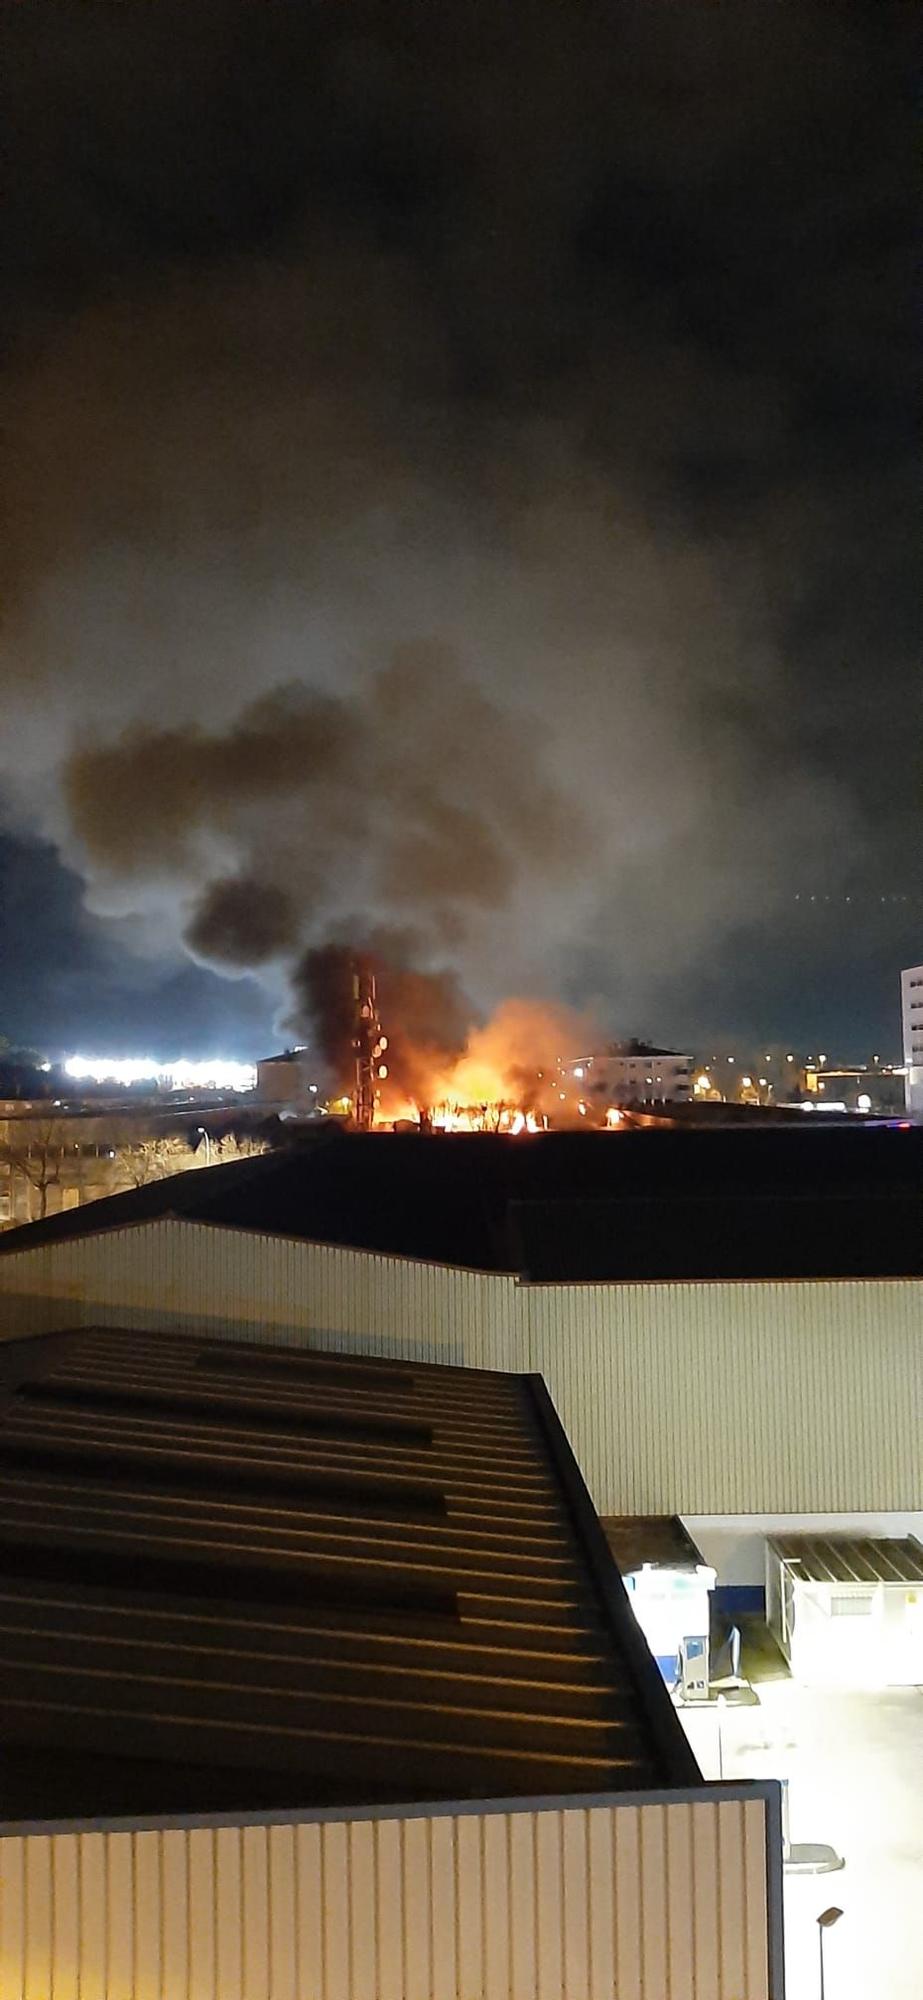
top-left (196, 1127), bottom-right (211, 1168)
top-left (817, 1906), bottom-right (843, 1999)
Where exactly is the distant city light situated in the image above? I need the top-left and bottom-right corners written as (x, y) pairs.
top-left (857, 1094), bottom-right (872, 1113)
top-left (64, 1056), bottom-right (256, 1091)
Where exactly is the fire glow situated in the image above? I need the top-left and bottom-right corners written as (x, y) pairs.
top-left (369, 998), bottom-right (624, 1133)
top-left (399, 1102), bottom-right (546, 1134)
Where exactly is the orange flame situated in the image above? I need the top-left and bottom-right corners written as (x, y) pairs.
top-left (374, 997), bottom-right (623, 1131)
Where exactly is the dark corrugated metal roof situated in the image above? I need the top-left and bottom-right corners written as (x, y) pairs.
top-left (510, 1192), bottom-right (923, 1279)
top-left (768, 1534), bottom-right (923, 1586)
top-left (0, 1326), bottom-right (698, 1818)
top-left (603, 1516), bottom-right (709, 1574)
top-left (3, 1123), bottom-right (921, 1277)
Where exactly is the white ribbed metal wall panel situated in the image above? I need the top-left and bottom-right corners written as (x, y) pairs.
top-left (0, 1221), bottom-right (516, 1363)
top-left (0, 1794), bottom-right (776, 1999)
top-left (0, 1218), bottom-right (920, 1514)
top-left (517, 1276), bottom-right (923, 1515)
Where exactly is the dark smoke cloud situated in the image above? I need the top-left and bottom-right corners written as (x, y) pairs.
top-left (64, 645), bottom-right (583, 1015)
top-left (295, 938), bottom-right (471, 1102)
top-left (185, 879), bottom-right (298, 971)
top-left (0, 2), bottom-right (918, 1053)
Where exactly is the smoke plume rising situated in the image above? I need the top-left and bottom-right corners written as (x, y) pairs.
top-left (293, 940), bottom-right (473, 1106)
top-left (0, 3), bottom-right (915, 1057)
top-left (63, 642), bottom-right (585, 1032)
top-left (291, 941), bottom-right (602, 1123)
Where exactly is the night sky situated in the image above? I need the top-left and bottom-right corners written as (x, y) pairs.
top-left (1, 3), bottom-right (918, 1060)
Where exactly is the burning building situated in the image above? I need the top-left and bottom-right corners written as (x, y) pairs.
top-left (296, 947), bottom-right (628, 1133)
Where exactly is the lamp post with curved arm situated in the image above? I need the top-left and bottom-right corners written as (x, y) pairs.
top-left (817, 1906), bottom-right (843, 1999)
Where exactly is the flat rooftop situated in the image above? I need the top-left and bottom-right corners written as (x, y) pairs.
top-left (768, 1533), bottom-right (923, 1586)
top-left (603, 1515), bottom-right (709, 1574)
top-left (3, 1121), bottom-right (922, 1277)
top-left (0, 1326), bottom-right (697, 1819)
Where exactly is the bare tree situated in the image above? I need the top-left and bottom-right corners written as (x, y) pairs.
top-left (119, 1134), bottom-right (194, 1189)
top-left (211, 1134), bottom-right (269, 1165)
top-left (111, 1129), bottom-right (268, 1194)
top-left (0, 1119), bottom-right (65, 1221)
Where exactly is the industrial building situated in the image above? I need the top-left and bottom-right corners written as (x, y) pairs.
top-left (0, 1325), bottom-right (782, 1997)
top-left (799, 1060), bottom-right (906, 1115)
top-left (0, 1124), bottom-right (920, 1608)
top-left (254, 1047), bottom-right (317, 1112)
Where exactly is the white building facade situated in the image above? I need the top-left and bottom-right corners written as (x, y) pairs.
top-left (572, 1044), bottom-right (692, 1106)
top-left (900, 964), bottom-right (923, 1113)
top-left (255, 1050), bottom-right (317, 1113)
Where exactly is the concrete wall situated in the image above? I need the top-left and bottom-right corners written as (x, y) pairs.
top-left (0, 1787), bottom-right (781, 1999)
top-left (0, 1217), bottom-right (920, 1522)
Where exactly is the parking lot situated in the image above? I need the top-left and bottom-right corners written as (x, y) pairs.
top-left (680, 1647), bottom-right (923, 1999)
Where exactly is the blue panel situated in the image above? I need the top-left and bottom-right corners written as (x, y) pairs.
top-left (713, 1584), bottom-right (765, 1614)
top-left (654, 1652), bottom-right (679, 1682)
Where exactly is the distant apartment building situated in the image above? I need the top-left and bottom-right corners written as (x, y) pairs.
top-left (900, 965), bottom-right (923, 1114)
top-left (580, 1040), bottom-right (692, 1105)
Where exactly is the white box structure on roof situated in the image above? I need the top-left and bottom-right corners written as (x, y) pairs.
top-left (766, 1533), bottom-right (923, 1686)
